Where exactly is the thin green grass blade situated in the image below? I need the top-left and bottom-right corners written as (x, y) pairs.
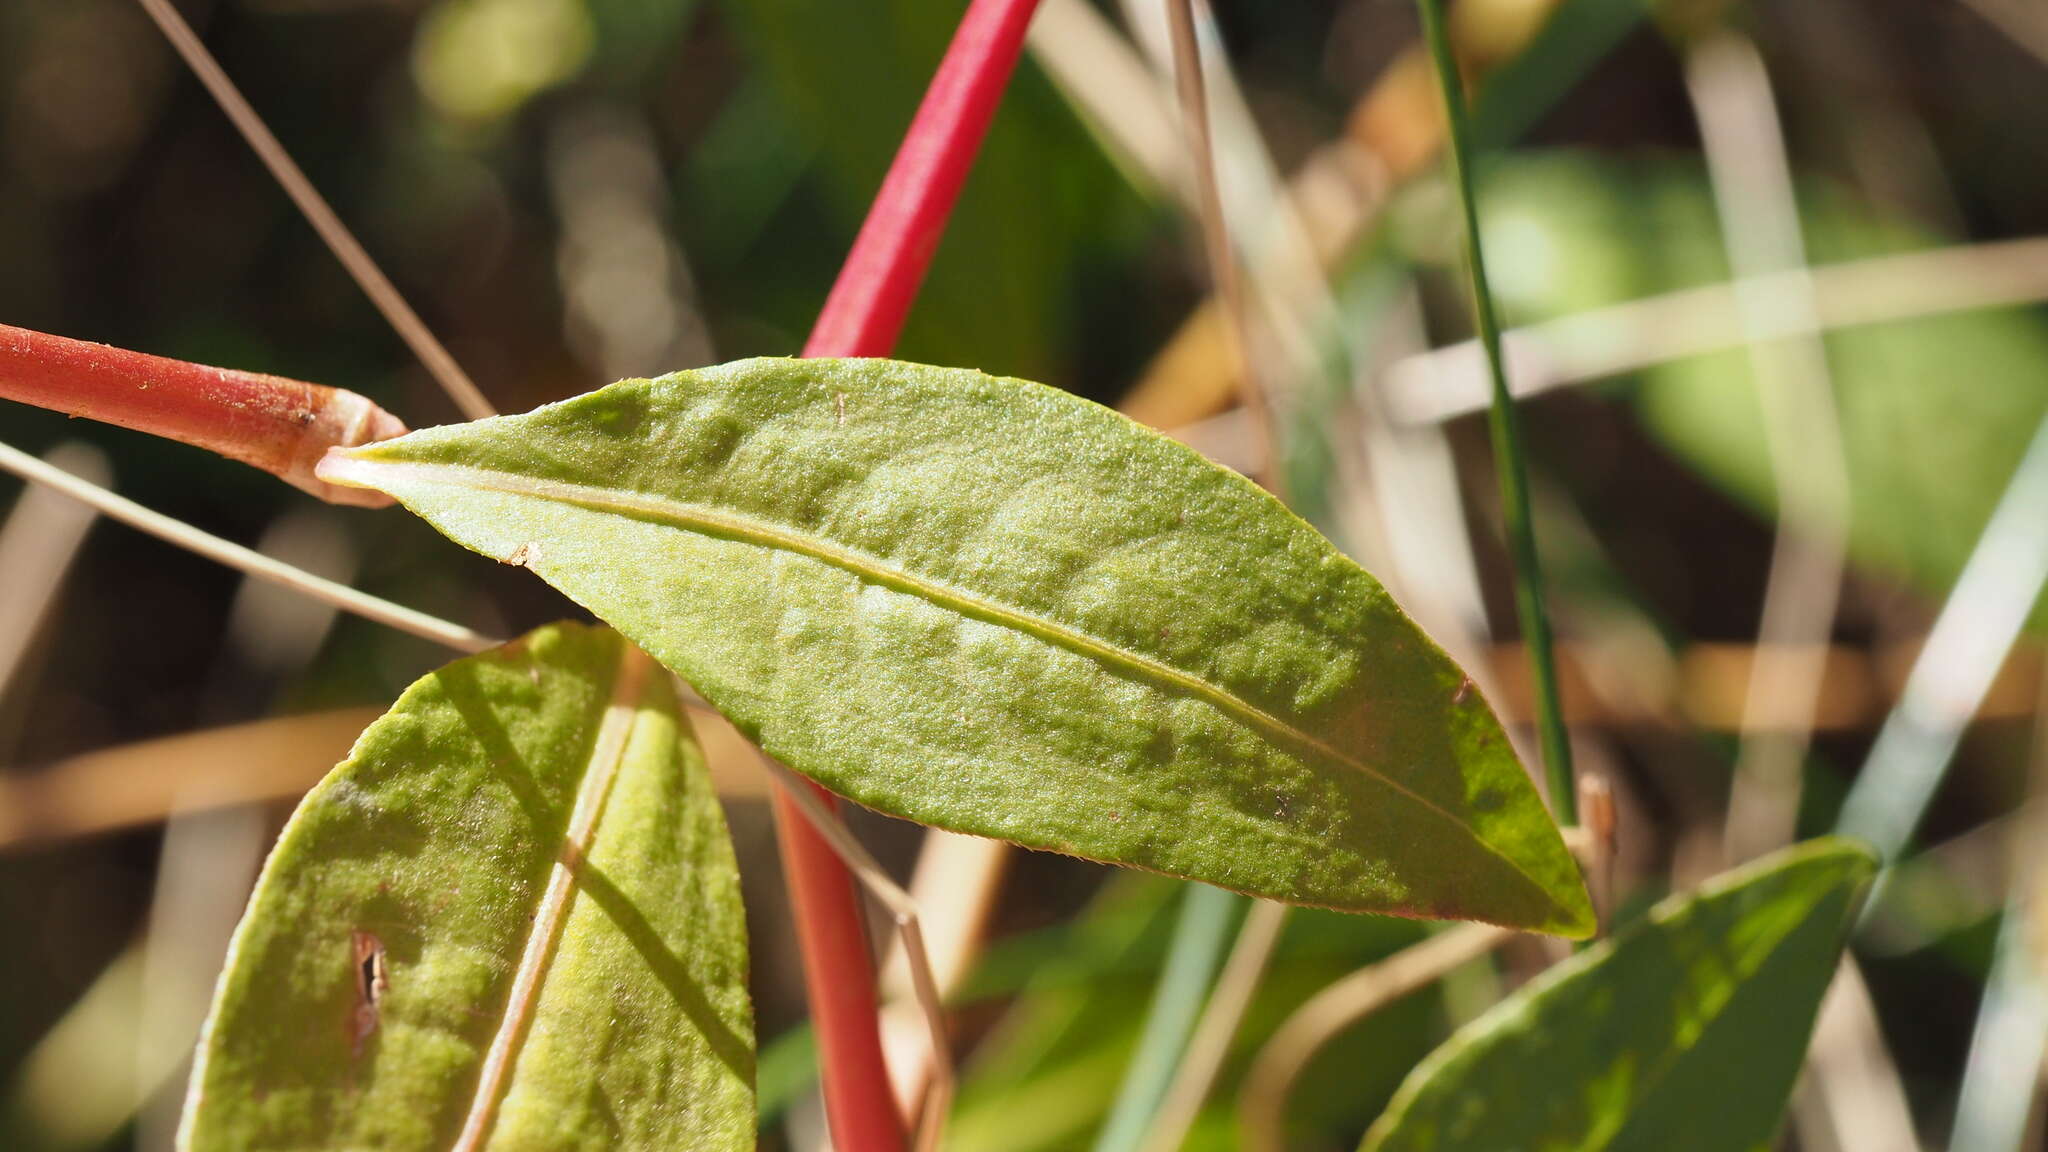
top-left (1088, 883), bottom-right (1240, 1152)
top-left (1415, 0), bottom-right (1578, 826)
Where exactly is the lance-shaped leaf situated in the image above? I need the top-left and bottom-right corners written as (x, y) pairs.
top-left (179, 622), bottom-right (753, 1151)
top-left (319, 357), bottom-right (1593, 935)
top-left (1360, 837), bottom-right (1879, 1152)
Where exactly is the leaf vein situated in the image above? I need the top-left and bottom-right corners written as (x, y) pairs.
top-left (331, 456), bottom-right (1547, 901)
top-left (452, 642), bottom-right (650, 1151)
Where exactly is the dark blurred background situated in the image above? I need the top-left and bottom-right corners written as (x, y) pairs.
top-left (3, 0), bottom-right (2046, 1148)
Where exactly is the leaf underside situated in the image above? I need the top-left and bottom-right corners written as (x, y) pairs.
top-left (324, 356), bottom-right (1592, 936)
top-left (179, 622), bottom-right (754, 1151)
top-left (1361, 838), bottom-right (1878, 1152)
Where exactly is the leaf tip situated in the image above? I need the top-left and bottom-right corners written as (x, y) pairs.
top-left (1546, 883), bottom-right (1600, 941)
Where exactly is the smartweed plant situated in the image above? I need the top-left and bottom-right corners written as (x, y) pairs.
top-left (14, 1), bottom-right (1976, 1150)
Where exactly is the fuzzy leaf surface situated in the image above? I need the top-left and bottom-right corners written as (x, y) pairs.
top-left (180, 622), bottom-right (753, 1151)
top-left (322, 357), bottom-right (1591, 935)
top-left (1361, 838), bottom-right (1877, 1152)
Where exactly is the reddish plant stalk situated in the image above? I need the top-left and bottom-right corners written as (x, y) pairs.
top-left (0, 322), bottom-right (403, 508)
top-left (782, 2), bottom-right (1042, 1150)
top-left (801, 0), bottom-right (1044, 359)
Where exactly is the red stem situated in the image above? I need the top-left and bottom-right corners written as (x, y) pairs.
top-left (801, 0), bottom-right (1044, 359)
top-left (781, 2), bottom-right (1042, 1150)
top-left (0, 322), bottom-right (404, 508)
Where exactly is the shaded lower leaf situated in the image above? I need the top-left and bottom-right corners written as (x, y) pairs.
top-left (179, 622), bottom-right (753, 1151)
top-left (1360, 838), bottom-right (1877, 1152)
top-left (320, 356), bottom-right (1592, 936)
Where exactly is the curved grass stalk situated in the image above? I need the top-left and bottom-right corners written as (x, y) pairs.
top-left (1237, 923), bottom-right (1513, 1152)
top-left (878, 832), bottom-right (1010, 1121)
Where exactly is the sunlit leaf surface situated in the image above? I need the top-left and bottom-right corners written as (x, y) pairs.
top-left (180, 622), bottom-right (753, 1151)
top-left (1361, 838), bottom-right (1877, 1152)
top-left (323, 357), bottom-right (1592, 935)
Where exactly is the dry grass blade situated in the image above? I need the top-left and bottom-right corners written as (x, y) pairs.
top-left (755, 754), bottom-right (953, 1152)
top-left (1578, 773), bottom-right (1617, 933)
top-left (879, 831), bottom-right (1010, 1120)
top-left (0, 438), bottom-right (498, 656)
top-left (0, 703), bottom-right (768, 853)
top-left (1027, 0), bottom-right (1187, 203)
top-left (0, 444), bottom-right (106, 700)
top-left (1122, 0), bottom-right (1356, 475)
top-left (1686, 33), bottom-right (1851, 865)
top-left (0, 709), bottom-right (377, 851)
top-left (1137, 899), bottom-right (1289, 1152)
top-left (1947, 675), bottom-right (2048, 1152)
top-left (133, 0), bottom-right (494, 422)
top-left (1237, 923), bottom-right (1514, 1152)
top-left (1835, 410), bottom-right (2048, 860)
top-left (1793, 960), bottom-right (1922, 1152)
top-left (135, 804), bottom-right (268, 1151)
top-left (1383, 235), bottom-right (2048, 425)
top-left (1115, 0), bottom-right (1568, 430)
top-left (1159, 0), bottom-right (1274, 488)
top-left (1951, 0), bottom-right (2048, 66)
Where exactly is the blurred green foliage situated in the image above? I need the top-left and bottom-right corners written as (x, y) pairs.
top-left (1464, 151), bottom-right (2048, 627)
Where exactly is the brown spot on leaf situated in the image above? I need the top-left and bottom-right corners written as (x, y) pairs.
top-left (351, 931), bottom-right (388, 1057)
top-left (504, 542), bottom-right (540, 568)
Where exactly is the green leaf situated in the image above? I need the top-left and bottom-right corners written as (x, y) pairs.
top-left (1360, 838), bottom-right (1878, 1152)
top-left (178, 622), bottom-right (753, 1151)
top-left (320, 357), bottom-right (1592, 936)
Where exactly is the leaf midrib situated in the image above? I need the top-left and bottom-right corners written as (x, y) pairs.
top-left (453, 641), bottom-right (649, 1150)
top-left (329, 454), bottom-right (1552, 907)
